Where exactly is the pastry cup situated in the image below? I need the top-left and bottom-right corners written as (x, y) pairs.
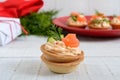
top-left (88, 25), bottom-right (111, 30)
top-left (67, 22), bottom-right (87, 28)
top-left (67, 23), bottom-right (87, 28)
top-left (66, 18), bottom-right (87, 28)
top-left (40, 44), bottom-right (84, 63)
top-left (41, 54), bottom-right (84, 74)
top-left (111, 24), bottom-right (120, 29)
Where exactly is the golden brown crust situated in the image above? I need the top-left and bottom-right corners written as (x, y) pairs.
top-left (111, 24), bottom-right (120, 29)
top-left (66, 18), bottom-right (87, 28)
top-left (40, 44), bottom-right (84, 63)
top-left (41, 54), bottom-right (84, 66)
top-left (41, 54), bottom-right (84, 73)
top-left (88, 25), bottom-right (111, 30)
top-left (67, 22), bottom-right (86, 28)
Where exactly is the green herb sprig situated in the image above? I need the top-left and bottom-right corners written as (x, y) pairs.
top-left (20, 10), bottom-right (62, 36)
top-left (48, 24), bottom-right (63, 40)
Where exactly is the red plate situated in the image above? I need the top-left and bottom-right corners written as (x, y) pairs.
top-left (53, 16), bottom-right (120, 37)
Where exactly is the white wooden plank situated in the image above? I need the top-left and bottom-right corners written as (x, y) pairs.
top-left (0, 36), bottom-right (47, 58)
top-left (0, 58), bottom-right (21, 80)
top-left (0, 48), bottom-right (8, 57)
top-left (10, 58), bottom-right (41, 80)
top-left (36, 61), bottom-right (63, 80)
top-left (63, 64), bottom-right (90, 80)
top-left (23, 36), bottom-right (47, 57)
top-left (80, 37), bottom-right (120, 57)
top-left (102, 57), bottom-right (120, 80)
top-left (3, 48), bottom-right (27, 57)
top-left (1, 35), bottom-right (120, 57)
top-left (84, 57), bottom-right (116, 80)
top-left (0, 57), bottom-right (119, 80)
top-left (0, 35), bottom-right (120, 80)
top-left (24, 48), bottom-right (41, 58)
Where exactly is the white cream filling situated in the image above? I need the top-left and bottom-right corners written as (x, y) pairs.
top-left (44, 41), bottom-right (81, 56)
top-left (67, 17), bottom-right (87, 26)
top-left (111, 18), bottom-right (120, 25)
top-left (90, 18), bottom-right (111, 28)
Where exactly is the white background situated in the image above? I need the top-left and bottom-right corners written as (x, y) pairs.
top-left (0, 0), bottom-right (120, 17)
top-left (40, 0), bottom-right (120, 17)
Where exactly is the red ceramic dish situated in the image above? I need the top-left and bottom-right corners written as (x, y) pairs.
top-left (53, 16), bottom-right (120, 37)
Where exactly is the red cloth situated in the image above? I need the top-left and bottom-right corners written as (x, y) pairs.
top-left (0, 0), bottom-right (44, 18)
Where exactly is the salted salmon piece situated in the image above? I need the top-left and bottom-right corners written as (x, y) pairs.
top-left (70, 12), bottom-right (79, 16)
top-left (62, 34), bottom-right (79, 47)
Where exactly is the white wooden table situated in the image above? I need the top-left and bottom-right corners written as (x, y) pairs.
top-left (0, 35), bottom-right (120, 80)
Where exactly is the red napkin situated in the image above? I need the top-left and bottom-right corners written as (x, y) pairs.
top-left (0, 7), bottom-right (18, 17)
top-left (0, 0), bottom-right (44, 18)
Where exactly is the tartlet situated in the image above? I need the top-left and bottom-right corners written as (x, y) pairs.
top-left (40, 33), bottom-right (84, 74)
top-left (66, 12), bottom-right (87, 28)
top-left (111, 16), bottom-right (120, 29)
top-left (41, 44), bottom-right (84, 63)
top-left (88, 11), bottom-right (111, 29)
top-left (41, 54), bottom-right (84, 74)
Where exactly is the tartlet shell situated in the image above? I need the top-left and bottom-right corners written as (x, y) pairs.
top-left (40, 44), bottom-right (84, 63)
top-left (41, 54), bottom-right (84, 74)
top-left (111, 24), bottom-right (120, 29)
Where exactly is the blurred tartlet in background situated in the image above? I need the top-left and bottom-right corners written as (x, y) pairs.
top-left (88, 11), bottom-right (112, 30)
top-left (111, 16), bottom-right (120, 29)
top-left (66, 12), bottom-right (87, 28)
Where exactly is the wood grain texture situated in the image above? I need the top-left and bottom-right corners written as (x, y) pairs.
top-left (0, 36), bottom-right (120, 80)
top-left (0, 57), bottom-right (120, 80)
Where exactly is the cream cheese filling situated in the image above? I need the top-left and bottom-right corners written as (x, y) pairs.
top-left (111, 18), bottom-right (120, 25)
top-left (44, 41), bottom-right (81, 56)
